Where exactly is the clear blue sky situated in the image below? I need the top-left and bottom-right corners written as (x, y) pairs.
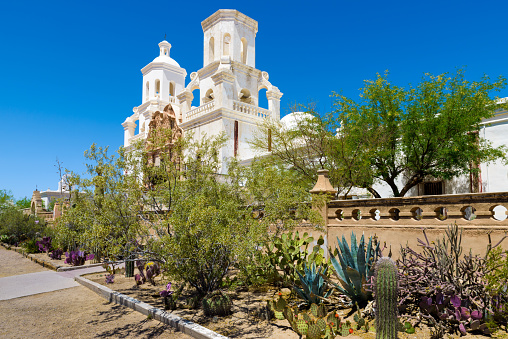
top-left (1, 0), bottom-right (508, 199)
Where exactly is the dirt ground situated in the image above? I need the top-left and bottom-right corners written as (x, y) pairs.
top-left (87, 271), bottom-right (299, 339)
top-left (0, 246), bottom-right (190, 339)
top-left (3, 245), bottom-right (508, 339)
top-left (0, 245), bottom-right (48, 277)
top-left (85, 270), bottom-right (508, 339)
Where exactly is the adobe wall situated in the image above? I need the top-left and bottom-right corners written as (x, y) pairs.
top-left (319, 192), bottom-right (508, 260)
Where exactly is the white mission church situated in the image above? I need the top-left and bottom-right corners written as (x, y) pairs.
top-left (121, 9), bottom-right (508, 198)
top-left (122, 9), bottom-right (282, 174)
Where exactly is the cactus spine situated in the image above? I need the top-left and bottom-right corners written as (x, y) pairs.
top-left (374, 257), bottom-right (398, 339)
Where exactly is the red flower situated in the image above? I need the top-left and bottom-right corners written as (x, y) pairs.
top-left (349, 328), bottom-right (354, 334)
top-left (278, 292), bottom-right (282, 296)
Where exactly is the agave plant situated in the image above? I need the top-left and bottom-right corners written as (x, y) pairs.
top-left (328, 232), bottom-right (380, 308)
top-left (294, 263), bottom-right (333, 305)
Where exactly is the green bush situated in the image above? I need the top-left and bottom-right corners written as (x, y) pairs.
top-left (485, 246), bottom-right (508, 331)
top-left (0, 207), bottom-right (46, 244)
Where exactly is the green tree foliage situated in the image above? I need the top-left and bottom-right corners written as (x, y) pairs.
top-left (249, 107), bottom-right (380, 198)
top-left (253, 69), bottom-right (507, 197)
top-left (249, 107), bottom-right (334, 190)
top-left (57, 128), bottom-right (323, 294)
top-left (15, 197), bottom-right (31, 209)
top-left (55, 144), bottom-right (142, 257)
top-left (0, 189), bottom-right (14, 211)
top-left (0, 206), bottom-right (46, 244)
top-left (334, 69), bottom-right (507, 197)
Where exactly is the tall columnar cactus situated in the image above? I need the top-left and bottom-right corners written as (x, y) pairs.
top-left (374, 257), bottom-right (399, 339)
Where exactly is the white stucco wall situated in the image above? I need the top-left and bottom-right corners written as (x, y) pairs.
top-left (480, 115), bottom-right (508, 192)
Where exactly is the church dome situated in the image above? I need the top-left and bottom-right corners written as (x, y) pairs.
top-left (151, 55), bottom-right (181, 67)
top-left (151, 40), bottom-right (181, 68)
top-left (280, 111), bottom-right (315, 131)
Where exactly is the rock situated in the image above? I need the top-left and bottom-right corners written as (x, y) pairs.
top-left (280, 288), bottom-right (291, 296)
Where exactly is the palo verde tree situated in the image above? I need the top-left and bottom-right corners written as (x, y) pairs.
top-left (256, 70), bottom-right (508, 198)
top-left (250, 106), bottom-right (379, 198)
top-left (334, 69), bottom-right (507, 197)
top-left (54, 144), bottom-right (143, 257)
top-left (57, 105), bottom-right (323, 294)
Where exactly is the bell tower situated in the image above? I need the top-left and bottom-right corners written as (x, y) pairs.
top-left (123, 40), bottom-right (187, 147)
top-left (202, 9), bottom-right (257, 68)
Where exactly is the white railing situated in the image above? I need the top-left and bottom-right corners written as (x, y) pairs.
top-left (184, 101), bottom-right (215, 122)
top-left (233, 101), bottom-right (271, 118)
top-left (183, 100), bottom-right (271, 123)
top-left (129, 133), bottom-right (145, 144)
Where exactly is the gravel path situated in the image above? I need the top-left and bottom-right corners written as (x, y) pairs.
top-left (0, 246), bottom-right (191, 338)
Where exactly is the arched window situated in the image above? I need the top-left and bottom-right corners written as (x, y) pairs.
top-left (145, 81), bottom-right (150, 101)
top-left (169, 82), bottom-right (175, 97)
top-left (223, 33), bottom-right (231, 56)
top-left (209, 37), bottom-right (215, 63)
top-left (258, 88), bottom-right (268, 109)
top-left (155, 79), bottom-right (161, 97)
top-left (241, 38), bottom-right (247, 64)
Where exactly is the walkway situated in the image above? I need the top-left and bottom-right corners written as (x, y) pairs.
top-left (0, 246), bottom-right (190, 338)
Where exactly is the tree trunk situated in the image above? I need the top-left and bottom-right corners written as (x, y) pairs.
top-left (367, 187), bottom-right (382, 198)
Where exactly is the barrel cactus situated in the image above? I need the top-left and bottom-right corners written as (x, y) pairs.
top-left (202, 290), bottom-right (233, 317)
top-left (374, 257), bottom-right (399, 339)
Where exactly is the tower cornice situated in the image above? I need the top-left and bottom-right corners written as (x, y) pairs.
top-left (201, 9), bottom-right (258, 34)
top-left (141, 62), bottom-right (187, 77)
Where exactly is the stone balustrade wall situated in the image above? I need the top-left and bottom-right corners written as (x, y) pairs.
top-left (311, 192), bottom-right (508, 259)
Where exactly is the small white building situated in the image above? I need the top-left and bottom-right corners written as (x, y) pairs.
top-left (122, 9), bottom-right (282, 173)
top-left (40, 175), bottom-right (71, 209)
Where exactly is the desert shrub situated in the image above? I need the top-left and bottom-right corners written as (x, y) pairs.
top-left (153, 175), bottom-right (258, 296)
top-left (485, 246), bottom-right (508, 331)
top-left (22, 238), bottom-right (39, 253)
top-left (0, 207), bottom-right (46, 245)
top-left (397, 224), bottom-right (505, 336)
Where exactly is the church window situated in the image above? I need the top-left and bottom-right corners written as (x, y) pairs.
top-left (258, 88), bottom-right (268, 108)
top-left (241, 38), bottom-right (247, 64)
top-left (209, 37), bottom-right (215, 63)
top-left (223, 33), bottom-right (231, 56)
top-left (423, 181), bottom-right (443, 195)
top-left (155, 79), bottom-right (161, 96)
top-left (234, 120), bottom-right (239, 157)
top-left (145, 81), bottom-right (150, 101)
top-left (169, 81), bottom-right (175, 97)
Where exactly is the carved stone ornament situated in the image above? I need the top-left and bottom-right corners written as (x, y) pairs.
top-left (146, 104), bottom-right (183, 149)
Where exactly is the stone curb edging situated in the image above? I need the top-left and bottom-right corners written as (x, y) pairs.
top-left (56, 262), bottom-right (105, 272)
top-left (75, 275), bottom-right (228, 339)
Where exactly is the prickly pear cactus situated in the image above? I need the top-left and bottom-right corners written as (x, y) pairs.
top-left (269, 294), bottom-right (287, 319)
top-left (202, 290), bottom-right (232, 317)
top-left (374, 257), bottom-right (399, 339)
top-left (269, 297), bottom-right (345, 338)
top-left (339, 326), bottom-right (351, 336)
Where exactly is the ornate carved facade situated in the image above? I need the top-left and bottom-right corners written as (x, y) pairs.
top-left (145, 104), bottom-right (182, 166)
